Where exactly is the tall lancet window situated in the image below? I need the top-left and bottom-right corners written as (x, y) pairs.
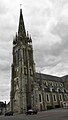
top-left (23, 48), bottom-right (26, 65)
top-left (15, 50), bottom-right (19, 66)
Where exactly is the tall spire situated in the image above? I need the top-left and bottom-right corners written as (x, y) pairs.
top-left (18, 7), bottom-right (26, 37)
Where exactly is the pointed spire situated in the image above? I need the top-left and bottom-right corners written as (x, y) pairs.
top-left (13, 32), bottom-right (18, 45)
top-left (26, 31), bottom-right (29, 39)
top-left (15, 32), bottom-right (18, 41)
top-left (30, 35), bottom-right (32, 43)
top-left (18, 8), bottom-right (26, 37)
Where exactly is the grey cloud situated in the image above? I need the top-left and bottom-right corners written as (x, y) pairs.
top-left (0, 87), bottom-right (10, 103)
top-left (33, 21), bottom-right (68, 75)
top-left (51, 0), bottom-right (68, 5)
top-left (0, 3), bottom-right (8, 15)
top-left (52, 22), bottom-right (68, 50)
top-left (39, 22), bottom-right (68, 76)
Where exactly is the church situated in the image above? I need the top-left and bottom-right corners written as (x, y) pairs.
top-left (10, 8), bottom-right (68, 113)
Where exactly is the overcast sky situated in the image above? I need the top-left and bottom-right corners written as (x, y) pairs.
top-left (0, 0), bottom-right (68, 103)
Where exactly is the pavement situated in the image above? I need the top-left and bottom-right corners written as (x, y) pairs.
top-left (0, 108), bottom-right (68, 120)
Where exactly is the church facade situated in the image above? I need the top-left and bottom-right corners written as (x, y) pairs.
top-left (10, 8), bottom-right (68, 113)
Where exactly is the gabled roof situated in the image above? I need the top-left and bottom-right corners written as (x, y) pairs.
top-left (35, 73), bottom-right (62, 82)
top-left (61, 75), bottom-right (68, 82)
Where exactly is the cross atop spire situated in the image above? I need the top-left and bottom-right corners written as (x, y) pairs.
top-left (18, 7), bottom-right (26, 37)
top-left (20, 4), bottom-right (22, 9)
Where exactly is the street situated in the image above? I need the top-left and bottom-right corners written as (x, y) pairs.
top-left (0, 108), bottom-right (68, 120)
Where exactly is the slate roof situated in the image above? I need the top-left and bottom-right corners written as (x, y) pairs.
top-left (35, 72), bottom-right (62, 82)
top-left (61, 75), bottom-right (68, 82)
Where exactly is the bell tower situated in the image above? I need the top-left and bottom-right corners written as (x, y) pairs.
top-left (10, 8), bottom-right (36, 113)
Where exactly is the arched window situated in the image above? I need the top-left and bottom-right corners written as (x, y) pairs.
top-left (46, 94), bottom-right (50, 102)
top-left (24, 67), bottom-right (27, 75)
top-left (53, 95), bottom-right (57, 101)
top-left (39, 94), bottom-right (41, 102)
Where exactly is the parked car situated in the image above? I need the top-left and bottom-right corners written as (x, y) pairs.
top-left (26, 109), bottom-right (37, 115)
top-left (5, 111), bottom-right (13, 116)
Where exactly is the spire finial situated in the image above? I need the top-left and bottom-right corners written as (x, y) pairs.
top-left (27, 31), bottom-right (29, 37)
top-left (20, 4), bottom-right (22, 9)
